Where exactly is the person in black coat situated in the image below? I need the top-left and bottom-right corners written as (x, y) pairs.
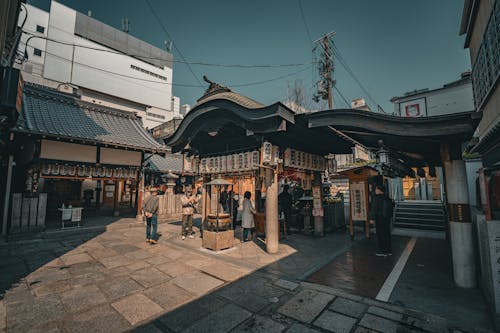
top-left (369, 184), bottom-right (394, 256)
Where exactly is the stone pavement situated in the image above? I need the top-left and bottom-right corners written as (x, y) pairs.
top-left (0, 217), bottom-right (493, 332)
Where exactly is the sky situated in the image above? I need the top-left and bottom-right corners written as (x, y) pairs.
top-left (27, 0), bottom-right (471, 113)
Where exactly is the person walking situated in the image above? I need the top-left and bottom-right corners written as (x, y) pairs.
top-left (181, 188), bottom-right (198, 240)
top-left (143, 188), bottom-right (159, 244)
top-left (369, 184), bottom-right (394, 256)
top-left (241, 191), bottom-right (256, 241)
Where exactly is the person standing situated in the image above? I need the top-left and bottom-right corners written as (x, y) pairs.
top-left (369, 184), bottom-right (394, 256)
top-left (241, 191), bottom-right (256, 241)
top-left (220, 187), bottom-right (229, 213)
top-left (181, 188), bottom-right (198, 240)
top-left (278, 185), bottom-right (293, 233)
top-left (143, 188), bottom-right (159, 244)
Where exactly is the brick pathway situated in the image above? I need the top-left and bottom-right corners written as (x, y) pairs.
top-left (0, 218), bottom-right (493, 332)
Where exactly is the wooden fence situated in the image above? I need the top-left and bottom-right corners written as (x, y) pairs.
top-left (10, 193), bottom-right (47, 233)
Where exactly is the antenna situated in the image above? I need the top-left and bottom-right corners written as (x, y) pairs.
top-left (164, 40), bottom-right (173, 53)
top-left (122, 18), bottom-right (130, 33)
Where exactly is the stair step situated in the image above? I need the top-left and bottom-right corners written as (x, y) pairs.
top-left (394, 219), bottom-right (445, 227)
top-left (393, 222), bottom-right (446, 231)
top-left (396, 206), bottom-right (443, 212)
top-left (395, 213), bottom-right (445, 221)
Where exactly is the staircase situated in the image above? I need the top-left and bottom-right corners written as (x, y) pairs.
top-left (393, 201), bottom-right (446, 232)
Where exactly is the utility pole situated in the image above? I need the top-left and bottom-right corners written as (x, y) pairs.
top-left (313, 31), bottom-right (335, 109)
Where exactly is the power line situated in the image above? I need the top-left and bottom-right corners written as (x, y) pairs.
top-left (225, 65), bottom-right (312, 87)
top-left (333, 86), bottom-right (350, 107)
top-left (144, 0), bottom-right (202, 85)
top-left (22, 31), bottom-right (312, 68)
top-left (297, 0), bottom-right (312, 43)
top-left (331, 42), bottom-right (386, 113)
top-left (20, 41), bottom-right (312, 89)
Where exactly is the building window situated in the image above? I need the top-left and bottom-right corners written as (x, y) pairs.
top-left (472, 0), bottom-right (500, 109)
top-left (33, 48), bottom-right (42, 57)
top-left (130, 64), bottom-right (167, 81)
top-left (36, 25), bottom-right (45, 33)
top-left (147, 112), bottom-right (165, 120)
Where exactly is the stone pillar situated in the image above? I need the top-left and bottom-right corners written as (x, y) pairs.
top-left (1, 154), bottom-right (14, 237)
top-left (444, 159), bottom-right (476, 288)
top-left (265, 168), bottom-right (279, 254)
top-left (313, 172), bottom-right (324, 236)
top-left (201, 176), bottom-right (211, 238)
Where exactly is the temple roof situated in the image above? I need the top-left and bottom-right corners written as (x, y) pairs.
top-left (194, 76), bottom-right (263, 109)
top-left (15, 83), bottom-right (166, 153)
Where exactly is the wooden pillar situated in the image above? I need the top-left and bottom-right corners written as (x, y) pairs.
top-left (136, 177), bottom-right (144, 220)
top-left (265, 168), bottom-right (279, 254)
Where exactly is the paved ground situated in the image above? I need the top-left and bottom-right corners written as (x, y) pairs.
top-left (0, 218), bottom-right (494, 332)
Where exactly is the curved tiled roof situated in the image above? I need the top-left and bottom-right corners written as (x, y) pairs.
top-left (194, 76), bottom-right (263, 109)
top-left (16, 84), bottom-right (166, 152)
top-left (148, 153), bottom-right (183, 173)
top-left (195, 91), bottom-right (263, 109)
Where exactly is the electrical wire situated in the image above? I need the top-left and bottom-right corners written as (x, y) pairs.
top-left (20, 41), bottom-right (313, 89)
top-left (144, 0), bottom-right (202, 85)
top-left (333, 85), bottom-right (350, 107)
top-left (331, 41), bottom-right (386, 113)
top-left (297, 0), bottom-right (312, 44)
top-left (22, 31), bottom-right (312, 68)
top-left (232, 66), bottom-right (312, 87)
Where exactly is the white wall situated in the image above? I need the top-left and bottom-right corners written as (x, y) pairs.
top-left (171, 96), bottom-right (180, 118)
top-left (43, 1), bottom-right (173, 114)
top-left (396, 82), bottom-right (474, 117)
top-left (17, 4), bottom-right (49, 74)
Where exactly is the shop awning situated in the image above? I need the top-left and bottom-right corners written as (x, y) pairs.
top-left (14, 83), bottom-right (167, 153)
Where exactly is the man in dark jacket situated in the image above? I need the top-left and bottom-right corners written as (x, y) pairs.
top-left (369, 184), bottom-right (393, 256)
top-left (143, 188), bottom-right (160, 244)
top-left (279, 185), bottom-right (293, 233)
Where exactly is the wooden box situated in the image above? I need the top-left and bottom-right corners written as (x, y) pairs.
top-left (254, 212), bottom-right (266, 235)
top-left (202, 229), bottom-right (235, 251)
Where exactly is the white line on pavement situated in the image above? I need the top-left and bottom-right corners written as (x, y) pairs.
top-left (375, 237), bottom-right (417, 302)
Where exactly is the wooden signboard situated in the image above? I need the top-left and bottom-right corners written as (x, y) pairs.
top-left (350, 181), bottom-right (367, 221)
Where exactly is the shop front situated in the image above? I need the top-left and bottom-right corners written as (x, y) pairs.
top-left (6, 83), bottom-right (166, 233)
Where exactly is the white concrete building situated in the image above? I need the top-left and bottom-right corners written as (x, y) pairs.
top-left (16, 1), bottom-right (181, 129)
top-left (390, 72), bottom-right (474, 117)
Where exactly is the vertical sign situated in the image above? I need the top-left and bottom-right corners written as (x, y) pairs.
top-left (350, 181), bottom-right (367, 220)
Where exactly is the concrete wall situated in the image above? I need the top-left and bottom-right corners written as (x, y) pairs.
top-left (18, 4), bottom-right (49, 75)
top-left (465, 159), bottom-right (483, 207)
top-left (18, 1), bottom-right (181, 128)
top-left (476, 215), bottom-right (500, 329)
top-left (44, 2), bottom-right (173, 113)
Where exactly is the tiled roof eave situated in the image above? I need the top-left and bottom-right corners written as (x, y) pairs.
top-left (12, 127), bottom-right (168, 153)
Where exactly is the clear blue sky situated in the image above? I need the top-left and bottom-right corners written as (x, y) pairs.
top-left (28, 0), bottom-right (470, 113)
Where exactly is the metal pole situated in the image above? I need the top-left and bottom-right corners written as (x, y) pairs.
top-left (2, 154), bottom-right (14, 237)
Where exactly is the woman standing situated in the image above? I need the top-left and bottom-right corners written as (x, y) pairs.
top-left (241, 191), bottom-right (256, 241)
